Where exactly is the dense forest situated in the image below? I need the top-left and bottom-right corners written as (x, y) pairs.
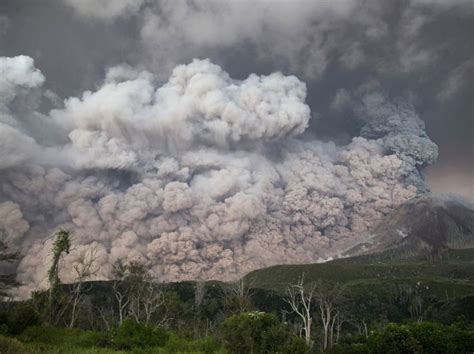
top-left (1, 230), bottom-right (473, 353)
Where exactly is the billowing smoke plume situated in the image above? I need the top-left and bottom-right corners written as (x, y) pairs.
top-left (0, 55), bottom-right (437, 297)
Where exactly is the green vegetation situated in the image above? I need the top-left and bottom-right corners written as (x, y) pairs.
top-left (220, 312), bottom-right (308, 354)
top-left (0, 231), bottom-right (473, 353)
top-left (332, 322), bottom-right (474, 354)
top-left (245, 249), bottom-right (474, 295)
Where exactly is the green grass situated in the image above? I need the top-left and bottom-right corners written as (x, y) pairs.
top-left (3, 325), bottom-right (228, 354)
top-left (0, 335), bottom-right (126, 353)
top-left (1, 335), bottom-right (227, 354)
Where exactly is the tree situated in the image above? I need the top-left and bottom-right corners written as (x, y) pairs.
top-left (344, 285), bottom-right (392, 339)
top-left (48, 229), bottom-right (71, 298)
top-left (129, 278), bottom-right (167, 327)
top-left (47, 229), bottom-right (71, 325)
top-left (284, 275), bottom-right (316, 346)
top-left (370, 323), bottom-right (423, 353)
top-left (0, 241), bottom-right (18, 299)
top-left (114, 318), bottom-right (169, 350)
top-left (220, 311), bottom-right (308, 354)
top-left (224, 278), bottom-right (253, 314)
top-left (68, 244), bottom-right (100, 328)
top-left (112, 260), bottom-right (131, 325)
top-left (112, 260), bottom-right (167, 328)
top-left (314, 281), bottom-right (345, 350)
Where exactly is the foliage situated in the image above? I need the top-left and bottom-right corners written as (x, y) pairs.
top-left (220, 311), bottom-right (308, 354)
top-left (6, 302), bottom-right (40, 335)
top-left (163, 332), bottom-right (224, 353)
top-left (0, 334), bottom-right (36, 354)
top-left (369, 324), bottom-right (423, 353)
top-left (48, 229), bottom-right (71, 291)
top-left (20, 325), bottom-right (110, 348)
top-left (113, 318), bottom-right (168, 350)
top-left (331, 322), bottom-right (474, 353)
top-left (1, 243), bottom-right (473, 353)
top-left (245, 249), bottom-right (474, 298)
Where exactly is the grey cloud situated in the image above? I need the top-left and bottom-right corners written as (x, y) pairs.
top-left (0, 0), bottom-right (471, 297)
top-left (61, 0), bottom-right (146, 21)
top-left (0, 56), bottom-right (437, 297)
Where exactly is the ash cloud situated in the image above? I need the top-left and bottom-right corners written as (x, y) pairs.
top-left (2, 0), bottom-right (473, 297)
top-left (0, 56), bottom-right (437, 297)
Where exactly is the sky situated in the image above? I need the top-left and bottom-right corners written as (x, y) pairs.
top-left (1, 0), bottom-right (472, 198)
top-left (0, 0), bottom-right (473, 294)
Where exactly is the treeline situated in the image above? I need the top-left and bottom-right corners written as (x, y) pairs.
top-left (0, 231), bottom-right (473, 353)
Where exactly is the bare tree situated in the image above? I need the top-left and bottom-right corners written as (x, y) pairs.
top-left (315, 281), bottom-right (345, 350)
top-left (113, 282), bottom-right (130, 325)
top-left (112, 261), bottom-right (131, 325)
top-left (225, 278), bottom-right (253, 314)
top-left (129, 278), bottom-right (167, 327)
top-left (284, 275), bottom-right (316, 346)
top-left (96, 301), bottom-right (115, 331)
top-left (391, 283), bottom-right (427, 323)
top-left (330, 310), bottom-right (347, 346)
top-left (194, 281), bottom-right (206, 311)
top-left (68, 244), bottom-right (100, 328)
top-left (112, 260), bottom-right (168, 328)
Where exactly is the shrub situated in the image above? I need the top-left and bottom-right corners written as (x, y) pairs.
top-left (77, 331), bottom-right (111, 348)
top-left (369, 324), bottom-right (422, 354)
top-left (283, 336), bottom-right (311, 354)
top-left (163, 332), bottom-right (223, 353)
top-left (7, 302), bottom-right (40, 335)
top-left (367, 322), bottom-right (474, 354)
top-left (113, 319), bottom-right (169, 349)
top-left (20, 325), bottom-right (76, 344)
top-left (20, 325), bottom-right (111, 349)
top-left (409, 322), bottom-right (447, 353)
top-left (220, 311), bottom-right (308, 354)
top-left (445, 324), bottom-right (474, 353)
top-left (0, 335), bottom-right (33, 354)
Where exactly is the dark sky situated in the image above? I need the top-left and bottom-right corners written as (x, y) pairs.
top-left (1, 0), bottom-right (473, 199)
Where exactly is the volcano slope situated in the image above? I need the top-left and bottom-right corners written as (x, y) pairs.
top-left (244, 196), bottom-right (474, 304)
top-left (344, 195), bottom-right (474, 261)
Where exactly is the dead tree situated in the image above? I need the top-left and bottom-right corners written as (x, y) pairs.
top-left (129, 278), bottom-right (167, 327)
top-left (330, 310), bottom-right (347, 346)
top-left (111, 260), bottom-right (131, 325)
top-left (112, 260), bottom-right (168, 328)
top-left (315, 281), bottom-right (345, 350)
top-left (112, 281), bottom-right (130, 325)
top-left (225, 278), bottom-right (253, 314)
top-left (68, 244), bottom-right (100, 328)
top-left (284, 275), bottom-right (316, 346)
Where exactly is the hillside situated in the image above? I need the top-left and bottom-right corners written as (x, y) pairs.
top-left (245, 248), bottom-right (474, 297)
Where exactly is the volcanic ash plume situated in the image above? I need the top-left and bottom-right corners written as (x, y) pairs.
top-left (0, 56), bottom-right (438, 296)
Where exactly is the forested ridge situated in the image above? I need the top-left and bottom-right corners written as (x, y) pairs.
top-left (0, 232), bottom-right (473, 353)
